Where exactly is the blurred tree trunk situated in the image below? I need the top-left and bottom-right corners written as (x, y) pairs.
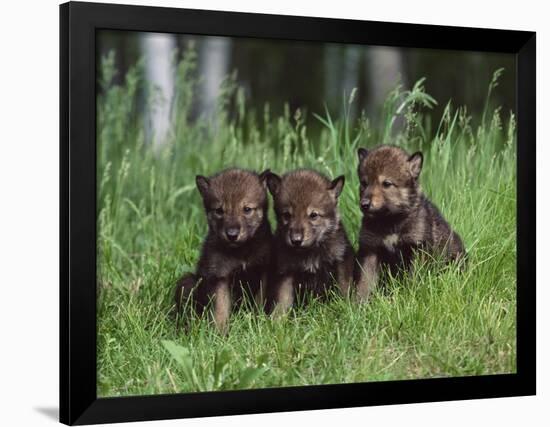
top-left (343, 45), bottom-right (362, 119)
top-left (141, 33), bottom-right (176, 148)
top-left (324, 45), bottom-right (343, 113)
top-left (366, 47), bottom-right (406, 114)
top-left (198, 37), bottom-right (232, 119)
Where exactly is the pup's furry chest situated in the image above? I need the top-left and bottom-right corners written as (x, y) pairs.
top-left (292, 269), bottom-right (337, 297)
top-left (379, 233), bottom-right (400, 252)
top-left (277, 248), bottom-right (341, 296)
top-left (199, 241), bottom-right (270, 280)
top-left (225, 248), bottom-right (268, 277)
top-left (279, 244), bottom-right (342, 274)
top-left (297, 253), bottom-right (324, 273)
top-left (360, 226), bottom-right (423, 267)
top-left (273, 229), bottom-right (350, 296)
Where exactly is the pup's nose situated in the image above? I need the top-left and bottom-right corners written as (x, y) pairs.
top-left (361, 199), bottom-right (371, 211)
top-left (290, 233), bottom-right (303, 247)
top-left (226, 227), bottom-right (240, 241)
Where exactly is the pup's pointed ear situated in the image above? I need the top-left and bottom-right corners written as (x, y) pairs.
top-left (258, 169), bottom-right (271, 188)
top-left (265, 172), bottom-right (281, 196)
top-left (195, 175), bottom-right (210, 198)
top-left (358, 148), bottom-right (369, 162)
top-left (328, 175), bottom-right (345, 199)
top-left (408, 152), bottom-right (423, 179)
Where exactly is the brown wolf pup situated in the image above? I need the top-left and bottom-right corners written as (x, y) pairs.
top-left (174, 168), bottom-right (272, 333)
top-left (266, 169), bottom-right (355, 315)
top-left (355, 145), bottom-right (465, 301)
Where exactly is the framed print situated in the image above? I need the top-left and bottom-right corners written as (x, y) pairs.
top-left (60, 1), bottom-right (536, 425)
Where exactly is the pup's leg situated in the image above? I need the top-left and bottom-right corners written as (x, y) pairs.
top-left (270, 275), bottom-right (294, 318)
top-left (174, 273), bottom-right (201, 332)
top-left (436, 229), bottom-right (466, 269)
top-left (355, 253), bottom-right (379, 302)
top-left (174, 273), bottom-right (199, 313)
top-left (448, 231), bottom-right (466, 266)
top-left (211, 278), bottom-right (231, 334)
top-left (254, 271), bottom-right (268, 312)
top-left (336, 248), bottom-right (355, 298)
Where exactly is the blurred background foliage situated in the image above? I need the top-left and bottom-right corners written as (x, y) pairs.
top-left (98, 30), bottom-right (515, 143)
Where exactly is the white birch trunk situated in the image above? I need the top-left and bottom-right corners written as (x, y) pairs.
top-left (141, 32), bottom-right (176, 148)
top-left (343, 45), bottom-right (362, 119)
top-left (324, 44), bottom-right (343, 108)
top-left (198, 36), bottom-right (232, 119)
top-left (366, 46), bottom-right (406, 110)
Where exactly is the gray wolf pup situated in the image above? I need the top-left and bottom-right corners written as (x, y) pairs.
top-left (266, 169), bottom-right (355, 314)
top-left (175, 168), bottom-right (272, 332)
top-left (355, 145), bottom-right (465, 300)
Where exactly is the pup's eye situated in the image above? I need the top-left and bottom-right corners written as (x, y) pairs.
top-left (382, 180), bottom-right (394, 188)
top-left (243, 206), bottom-right (253, 214)
top-left (309, 212), bottom-right (319, 220)
top-left (214, 207), bottom-right (224, 216)
top-left (360, 180), bottom-right (368, 188)
top-left (282, 212), bottom-right (291, 221)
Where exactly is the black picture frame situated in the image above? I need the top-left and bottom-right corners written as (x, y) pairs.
top-left (60, 1), bottom-right (536, 425)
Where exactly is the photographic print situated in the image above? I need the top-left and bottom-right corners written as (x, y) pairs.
top-left (96, 29), bottom-right (517, 398)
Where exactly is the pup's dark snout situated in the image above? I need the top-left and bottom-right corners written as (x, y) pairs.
top-left (360, 198), bottom-right (371, 211)
top-left (290, 231), bottom-right (304, 247)
top-left (226, 227), bottom-right (240, 241)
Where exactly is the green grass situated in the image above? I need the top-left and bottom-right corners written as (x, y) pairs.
top-left (97, 49), bottom-right (516, 397)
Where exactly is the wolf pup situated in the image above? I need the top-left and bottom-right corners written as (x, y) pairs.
top-left (355, 145), bottom-right (465, 301)
top-left (266, 169), bottom-right (355, 315)
top-left (174, 168), bottom-right (272, 332)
